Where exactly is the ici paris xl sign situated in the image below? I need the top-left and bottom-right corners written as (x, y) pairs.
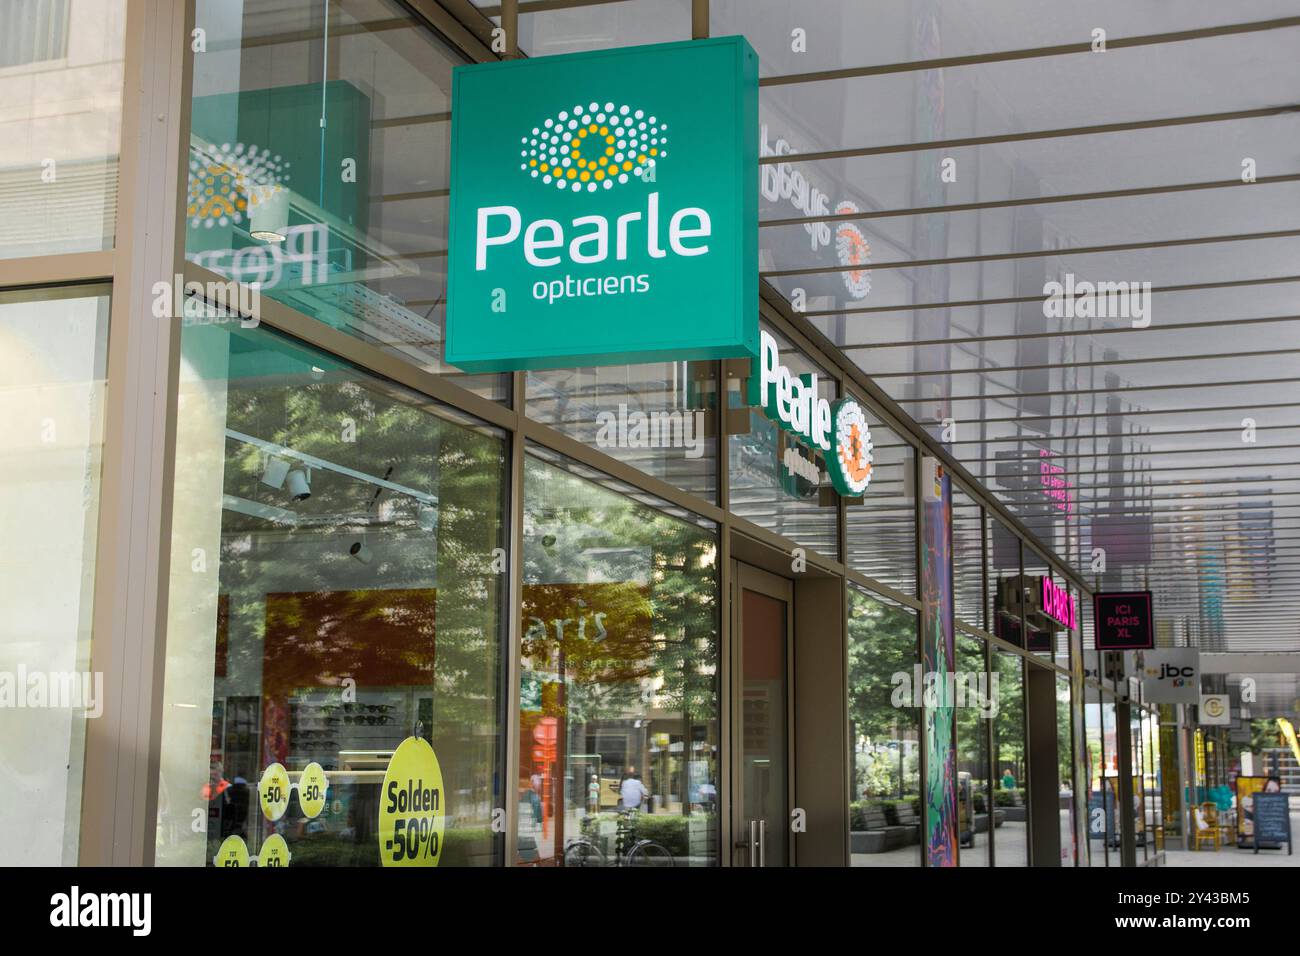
top-left (446, 37), bottom-right (759, 372)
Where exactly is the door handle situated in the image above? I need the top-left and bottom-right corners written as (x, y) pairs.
top-left (759, 818), bottom-right (767, 868)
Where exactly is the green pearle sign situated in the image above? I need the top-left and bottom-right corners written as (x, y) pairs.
top-left (447, 37), bottom-right (759, 372)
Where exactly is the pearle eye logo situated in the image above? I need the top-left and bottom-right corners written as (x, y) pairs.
top-left (521, 102), bottom-right (667, 193)
top-left (831, 398), bottom-right (873, 496)
top-left (834, 200), bottom-right (872, 300)
top-left (187, 142), bottom-right (290, 228)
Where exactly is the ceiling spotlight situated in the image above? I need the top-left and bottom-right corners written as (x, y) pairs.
top-left (286, 467), bottom-right (311, 501)
top-left (349, 540), bottom-right (372, 564)
top-left (250, 185), bottom-right (289, 243)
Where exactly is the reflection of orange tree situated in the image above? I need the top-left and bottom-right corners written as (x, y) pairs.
top-left (213, 336), bottom-right (506, 761)
top-left (262, 588), bottom-right (437, 697)
top-left (522, 459), bottom-right (718, 727)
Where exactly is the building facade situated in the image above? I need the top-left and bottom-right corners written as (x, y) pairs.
top-left (2, 0), bottom-right (1223, 869)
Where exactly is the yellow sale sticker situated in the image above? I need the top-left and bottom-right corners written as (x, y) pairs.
top-left (258, 833), bottom-right (292, 868)
top-left (297, 762), bottom-right (328, 819)
top-left (258, 762), bottom-right (291, 822)
top-left (378, 737), bottom-right (445, 867)
top-left (213, 835), bottom-right (249, 868)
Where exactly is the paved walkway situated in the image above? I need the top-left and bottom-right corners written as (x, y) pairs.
top-left (1162, 812), bottom-right (1299, 867)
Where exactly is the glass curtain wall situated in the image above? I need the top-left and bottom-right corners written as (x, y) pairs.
top-left (0, 0), bottom-right (126, 259)
top-left (952, 485), bottom-right (983, 628)
top-left (845, 416), bottom-right (916, 596)
top-left (156, 318), bottom-right (508, 866)
top-left (955, 633), bottom-right (991, 866)
top-left (527, 360), bottom-right (719, 502)
top-left (1056, 673), bottom-right (1077, 866)
top-left (992, 649), bottom-right (1028, 865)
top-left (728, 323), bottom-right (837, 558)
top-left (1084, 681), bottom-right (1111, 865)
top-left (847, 585), bottom-right (920, 866)
top-left (0, 0), bottom-right (126, 866)
top-left (184, 0), bottom-right (506, 400)
top-left (517, 450), bottom-right (720, 867)
top-left (0, 285), bottom-right (111, 865)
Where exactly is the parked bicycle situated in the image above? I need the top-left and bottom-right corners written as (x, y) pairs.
top-left (564, 809), bottom-right (674, 867)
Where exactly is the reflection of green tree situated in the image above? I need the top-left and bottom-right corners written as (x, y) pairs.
top-left (522, 457), bottom-right (718, 728)
top-left (1056, 681), bottom-right (1074, 789)
top-left (1250, 718), bottom-right (1282, 754)
top-left (992, 653), bottom-right (1025, 786)
top-left (847, 589), bottom-right (918, 798)
top-left (220, 363), bottom-right (506, 735)
top-left (954, 636), bottom-right (988, 792)
top-left (196, 325), bottom-right (507, 866)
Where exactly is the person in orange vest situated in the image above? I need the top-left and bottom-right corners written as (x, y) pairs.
top-left (202, 759), bottom-right (231, 800)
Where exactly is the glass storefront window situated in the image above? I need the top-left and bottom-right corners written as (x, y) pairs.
top-left (0, 284), bottom-right (110, 864)
top-left (517, 450), bottom-right (720, 867)
top-left (987, 517), bottom-right (1022, 649)
top-left (991, 649), bottom-right (1027, 865)
top-left (844, 417), bottom-right (916, 596)
top-left (156, 317), bottom-right (508, 867)
top-left (527, 361), bottom-right (718, 502)
top-left (1021, 550), bottom-right (1056, 664)
top-left (1144, 708), bottom-right (1162, 851)
top-left (955, 633), bottom-right (990, 866)
top-left (0, 0), bottom-right (126, 260)
top-left (1084, 682), bottom-right (1109, 864)
top-left (847, 585), bottom-right (920, 866)
top-left (1056, 673), bottom-right (1078, 866)
top-left (1100, 696), bottom-right (1120, 862)
top-left (952, 485), bottom-right (983, 628)
top-left (1131, 705), bottom-right (1147, 861)
top-left (184, 0), bottom-right (506, 400)
top-left (728, 324), bottom-right (837, 558)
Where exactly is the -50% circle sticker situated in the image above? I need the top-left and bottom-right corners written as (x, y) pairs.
top-left (258, 762), bottom-right (291, 822)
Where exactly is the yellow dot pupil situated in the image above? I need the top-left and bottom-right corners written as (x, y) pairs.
top-left (525, 120), bottom-right (665, 186)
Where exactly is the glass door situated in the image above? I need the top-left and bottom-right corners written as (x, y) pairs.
top-left (731, 563), bottom-right (792, 866)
